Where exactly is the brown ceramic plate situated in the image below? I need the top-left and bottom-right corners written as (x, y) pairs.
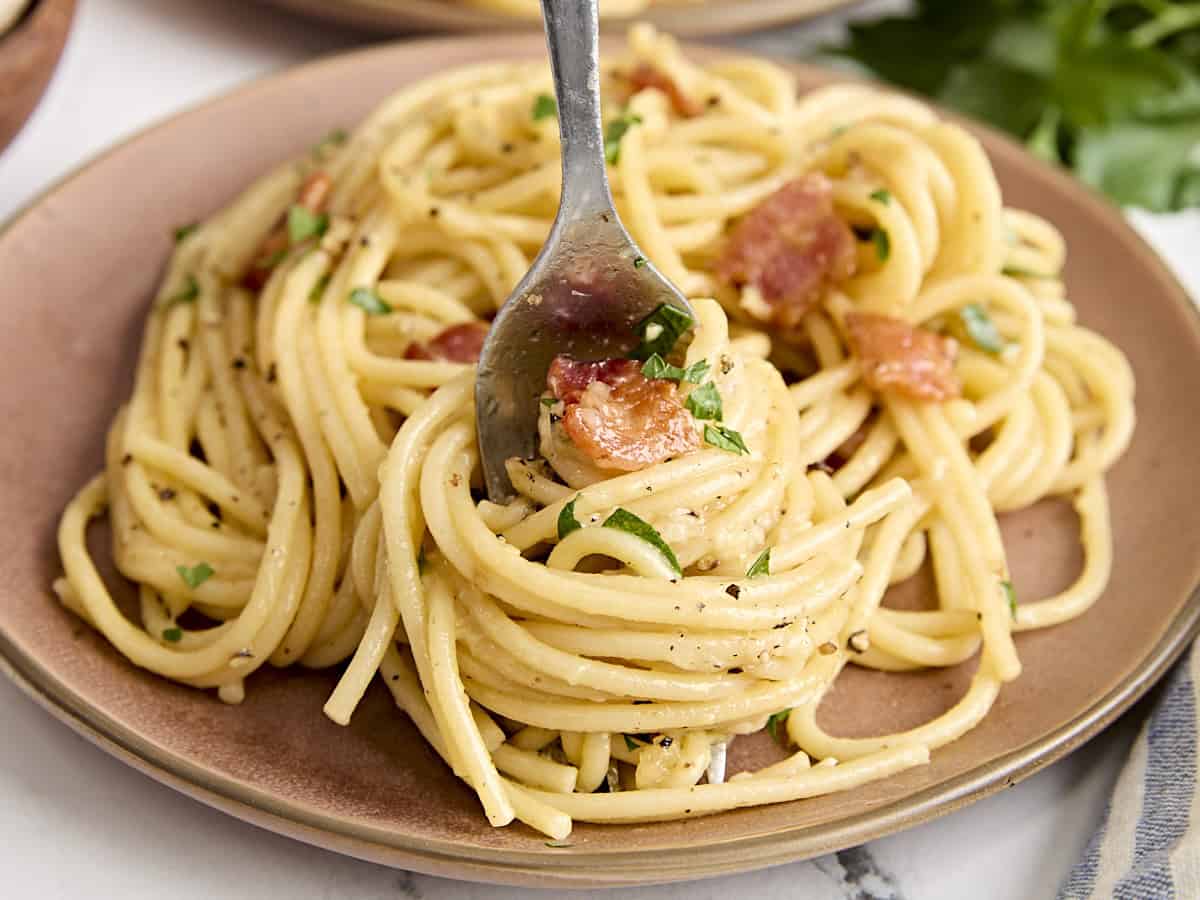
top-left (1, 36), bottom-right (1198, 889)
top-left (253, 0), bottom-right (859, 38)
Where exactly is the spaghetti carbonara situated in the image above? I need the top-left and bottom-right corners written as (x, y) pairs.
top-left (54, 26), bottom-right (1135, 839)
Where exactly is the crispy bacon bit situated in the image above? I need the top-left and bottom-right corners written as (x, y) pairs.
top-left (547, 355), bottom-right (699, 471)
top-left (296, 171), bottom-right (333, 212)
top-left (845, 313), bottom-right (961, 402)
top-left (628, 63), bottom-right (702, 118)
top-left (242, 170), bottom-right (333, 291)
top-left (716, 175), bottom-right (857, 334)
top-left (404, 321), bottom-right (489, 363)
top-left (548, 357), bottom-right (642, 404)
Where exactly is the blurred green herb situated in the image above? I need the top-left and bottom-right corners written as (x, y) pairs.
top-left (831, 0), bottom-right (1200, 210)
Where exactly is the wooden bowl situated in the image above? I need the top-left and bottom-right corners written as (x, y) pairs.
top-left (0, 0), bottom-right (75, 153)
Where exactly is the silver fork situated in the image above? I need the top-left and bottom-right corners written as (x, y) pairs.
top-left (475, 0), bottom-right (695, 502)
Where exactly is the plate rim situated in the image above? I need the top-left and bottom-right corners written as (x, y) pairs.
top-left (2, 33), bottom-right (1199, 887)
top-left (251, 0), bottom-right (864, 38)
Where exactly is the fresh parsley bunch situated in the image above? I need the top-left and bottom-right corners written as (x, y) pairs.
top-left (832, 0), bottom-right (1200, 210)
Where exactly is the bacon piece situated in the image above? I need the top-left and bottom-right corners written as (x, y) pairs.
top-left (548, 357), bottom-right (642, 404)
top-left (242, 170), bottom-right (333, 291)
top-left (296, 171), bottom-right (333, 212)
top-left (716, 175), bottom-right (857, 334)
top-left (628, 63), bottom-right (702, 118)
top-left (845, 313), bottom-right (960, 402)
top-left (404, 321), bottom-right (489, 363)
top-left (546, 355), bottom-right (699, 471)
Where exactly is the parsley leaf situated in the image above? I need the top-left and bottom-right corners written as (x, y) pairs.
top-left (1002, 265), bottom-right (1050, 279)
top-left (684, 381), bottom-right (722, 421)
top-left (1002, 580), bottom-right (1018, 620)
top-left (314, 128), bottom-right (348, 155)
top-left (176, 562), bottom-right (214, 590)
top-left (602, 508), bottom-right (681, 575)
top-left (960, 304), bottom-right (1005, 353)
top-left (869, 188), bottom-right (891, 204)
top-left (766, 709), bottom-right (791, 744)
top-left (173, 223), bottom-right (198, 243)
top-left (872, 228), bottom-right (891, 262)
top-left (1075, 118), bottom-right (1200, 211)
top-left (540, 396), bottom-right (558, 408)
top-left (348, 287), bottom-right (392, 316)
top-left (641, 354), bottom-right (709, 384)
top-left (623, 734), bottom-right (641, 752)
top-left (557, 497), bottom-right (582, 540)
top-left (704, 423), bottom-right (749, 455)
top-left (287, 205), bottom-right (329, 244)
top-left (532, 94), bottom-right (557, 121)
top-left (604, 112), bottom-right (642, 164)
top-left (631, 303), bottom-right (694, 360)
top-left (634, 256), bottom-right (647, 268)
top-left (746, 547), bottom-right (771, 578)
top-left (830, 1), bottom-right (1200, 212)
top-left (163, 274), bottom-right (200, 307)
top-left (255, 248), bottom-right (288, 271)
top-left (308, 273), bottom-right (331, 304)
top-left (162, 627), bottom-right (183, 643)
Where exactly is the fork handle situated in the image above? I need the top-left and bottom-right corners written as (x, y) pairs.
top-left (540, 0), bottom-right (616, 221)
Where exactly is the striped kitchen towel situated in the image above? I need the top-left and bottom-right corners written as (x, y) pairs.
top-left (1058, 649), bottom-right (1200, 899)
top-left (1057, 211), bottom-right (1200, 900)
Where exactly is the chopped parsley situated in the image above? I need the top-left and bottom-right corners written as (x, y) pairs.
top-left (631, 303), bottom-right (694, 360)
top-left (162, 627), bottom-right (183, 643)
top-left (872, 228), bottom-right (891, 262)
top-left (557, 497), bottom-right (582, 540)
top-left (540, 396), bottom-right (559, 408)
top-left (532, 93), bottom-right (557, 121)
top-left (684, 381), bottom-right (722, 421)
top-left (348, 287), bottom-right (392, 316)
top-left (287, 205), bottom-right (329, 244)
top-left (1002, 265), bottom-right (1050, 279)
top-left (255, 248), bottom-right (288, 271)
top-left (164, 274), bottom-right (200, 307)
top-left (545, 840), bottom-right (574, 848)
top-left (633, 256), bottom-right (647, 268)
top-left (960, 304), bottom-right (1005, 354)
top-left (640, 354), bottom-right (709, 384)
top-left (308, 273), bottom-right (331, 304)
top-left (704, 423), bottom-right (749, 456)
top-left (176, 562), bottom-right (214, 590)
top-left (1002, 580), bottom-right (1017, 620)
top-left (173, 222), bottom-right (198, 243)
top-left (313, 128), bottom-right (347, 155)
top-left (623, 734), bottom-right (641, 752)
top-left (603, 508), bottom-right (681, 575)
top-left (766, 709), bottom-right (791, 743)
top-left (869, 188), bottom-right (891, 205)
top-left (746, 547), bottom-right (771, 578)
top-left (604, 112), bottom-right (642, 164)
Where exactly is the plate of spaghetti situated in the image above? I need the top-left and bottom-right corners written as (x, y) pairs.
top-left (253, 0), bottom-right (859, 37)
top-left (1, 28), bottom-right (1198, 888)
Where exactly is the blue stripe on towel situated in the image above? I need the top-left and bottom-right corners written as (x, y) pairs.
top-left (1058, 649), bottom-right (1198, 900)
top-left (1111, 660), bottom-right (1196, 900)
top-left (1059, 794), bottom-right (1113, 899)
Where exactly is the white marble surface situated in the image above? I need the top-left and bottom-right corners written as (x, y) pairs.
top-left (0, 2), bottom-right (1192, 897)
